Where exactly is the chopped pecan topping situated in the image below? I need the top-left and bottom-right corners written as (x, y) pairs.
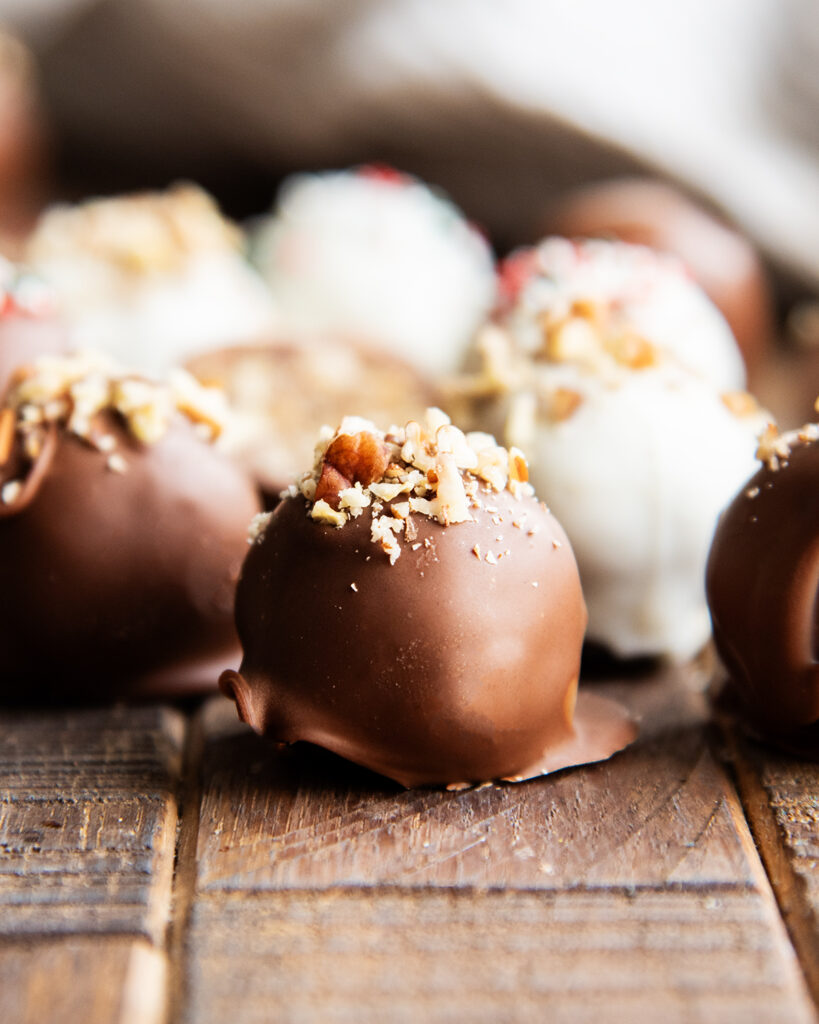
top-left (547, 388), bottom-right (583, 423)
top-left (0, 353), bottom-right (230, 500)
top-left (721, 391), bottom-right (759, 418)
top-left (508, 447), bottom-right (529, 484)
top-left (294, 408), bottom-right (534, 564)
top-left (314, 431), bottom-right (391, 508)
top-left (604, 331), bottom-right (657, 369)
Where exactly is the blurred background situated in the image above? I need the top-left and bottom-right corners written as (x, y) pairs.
top-left (0, 0), bottom-right (816, 414)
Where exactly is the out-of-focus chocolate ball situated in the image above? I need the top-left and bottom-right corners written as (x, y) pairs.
top-left (0, 354), bottom-right (261, 700)
top-left (186, 336), bottom-right (439, 504)
top-left (546, 178), bottom-right (773, 376)
top-left (0, 30), bottom-right (49, 243)
top-left (706, 418), bottom-right (819, 756)
top-left (221, 410), bottom-right (636, 787)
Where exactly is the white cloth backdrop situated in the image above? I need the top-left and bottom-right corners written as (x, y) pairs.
top-left (4, 0), bottom-right (819, 286)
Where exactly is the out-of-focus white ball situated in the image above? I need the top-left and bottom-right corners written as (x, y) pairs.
top-left (26, 185), bottom-right (278, 374)
top-left (464, 233), bottom-right (765, 659)
top-left (253, 167), bottom-right (496, 377)
top-left (499, 236), bottom-right (746, 391)
top-left (502, 359), bottom-right (765, 659)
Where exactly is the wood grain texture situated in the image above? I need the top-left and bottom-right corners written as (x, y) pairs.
top-left (181, 665), bottom-right (818, 1023)
top-left (194, 665), bottom-right (757, 892)
top-left (0, 936), bottom-right (167, 1024)
top-left (727, 731), bottom-right (819, 1006)
top-left (185, 888), bottom-right (815, 1024)
top-left (0, 705), bottom-right (183, 941)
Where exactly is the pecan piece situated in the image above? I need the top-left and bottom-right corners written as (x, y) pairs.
top-left (546, 387), bottom-right (583, 423)
top-left (314, 431), bottom-right (391, 508)
top-left (721, 390), bottom-right (759, 418)
top-left (0, 407), bottom-right (15, 466)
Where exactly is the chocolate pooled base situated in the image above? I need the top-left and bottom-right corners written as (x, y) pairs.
top-left (222, 490), bottom-right (635, 788)
top-left (706, 428), bottom-right (819, 757)
top-left (0, 411), bottom-right (260, 701)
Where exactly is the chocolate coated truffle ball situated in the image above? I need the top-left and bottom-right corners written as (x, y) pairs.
top-left (221, 410), bottom-right (635, 787)
top-left (186, 335), bottom-right (438, 502)
top-left (545, 179), bottom-right (773, 374)
top-left (707, 416), bottom-right (819, 754)
top-left (0, 352), bottom-right (261, 699)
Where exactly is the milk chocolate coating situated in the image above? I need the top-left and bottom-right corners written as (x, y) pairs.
top-left (706, 435), bottom-right (819, 755)
top-left (546, 178), bottom-right (772, 375)
top-left (0, 313), bottom-right (69, 393)
top-left (0, 411), bottom-right (261, 700)
top-left (222, 490), bottom-right (635, 787)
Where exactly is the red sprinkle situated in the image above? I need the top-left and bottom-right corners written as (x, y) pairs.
top-left (356, 163), bottom-right (408, 187)
top-left (497, 248), bottom-right (539, 309)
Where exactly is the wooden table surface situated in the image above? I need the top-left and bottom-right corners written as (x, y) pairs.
top-left (1, 659), bottom-right (818, 1024)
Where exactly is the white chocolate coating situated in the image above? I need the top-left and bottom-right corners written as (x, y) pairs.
top-left (503, 360), bottom-right (765, 659)
top-left (26, 187), bottom-right (278, 374)
top-left (253, 169), bottom-right (496, 377)
top-left (469, 235), bottom-right (763, 659)
top-left (503, 237), bottom-right (746, 391)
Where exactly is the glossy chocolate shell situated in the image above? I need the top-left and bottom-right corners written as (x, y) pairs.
top-left (222, 489), bottom-right (635, 787)
top-left (706, 431), bottom-right (819, 753)
top-left (0, 410), bottom-right (260, 700)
